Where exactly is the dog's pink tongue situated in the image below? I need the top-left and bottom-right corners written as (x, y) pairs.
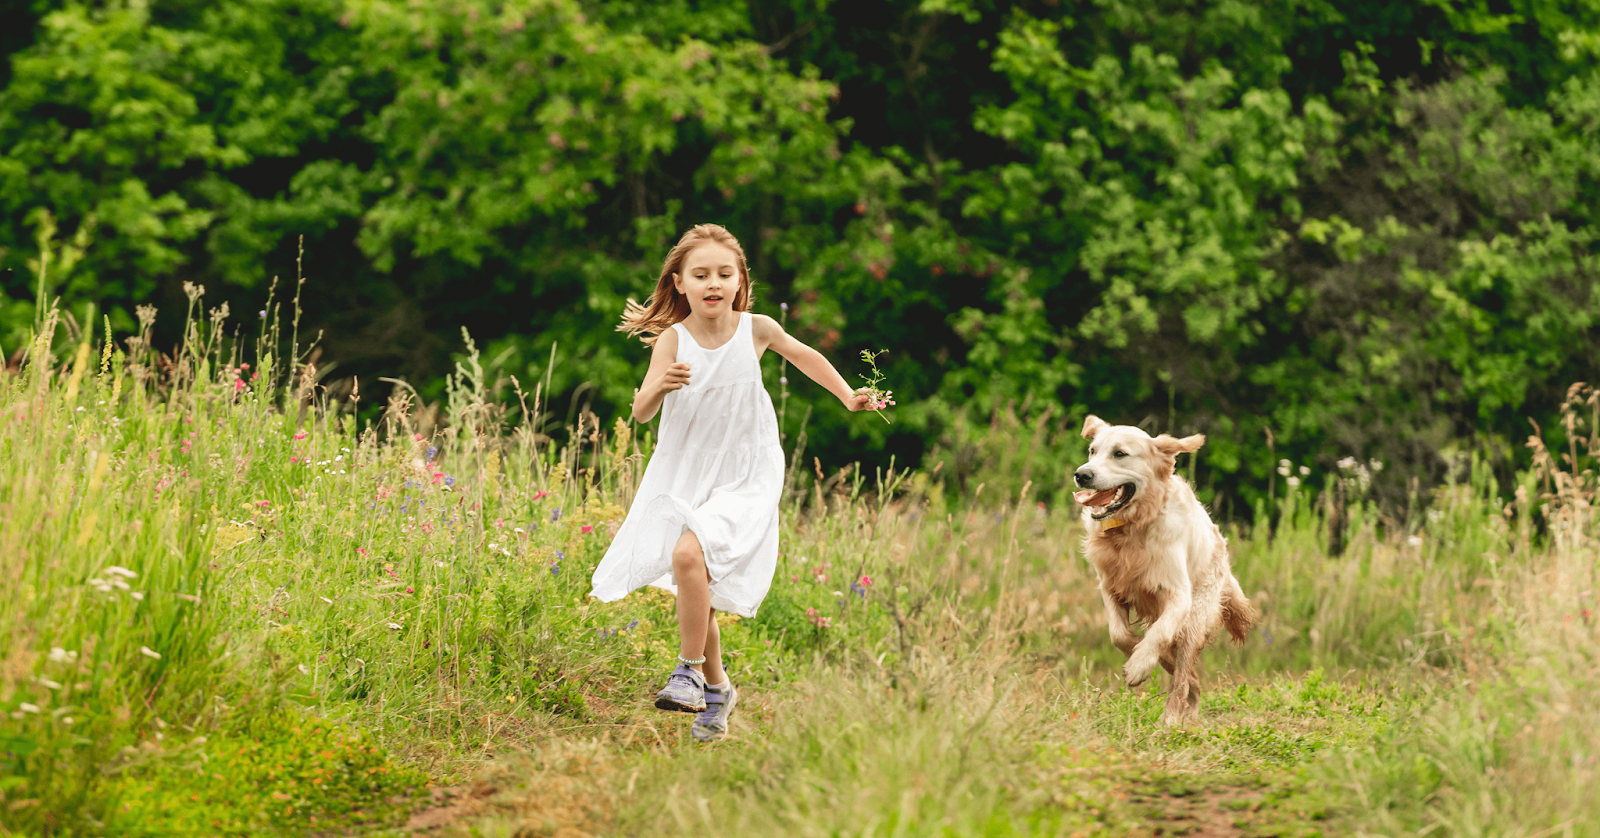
top-left (1073, 488), bottom-right (1119, 506)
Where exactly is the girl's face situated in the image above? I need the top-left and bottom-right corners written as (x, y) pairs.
top-left (673, 242), bottom-right (742, 321)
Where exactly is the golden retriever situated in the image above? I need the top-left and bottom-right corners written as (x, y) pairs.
top-left (1072, 415), bottom-right (1255, 725)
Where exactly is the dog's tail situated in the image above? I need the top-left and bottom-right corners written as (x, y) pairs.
top-left (1220, 574), bottom-right (1256, 644)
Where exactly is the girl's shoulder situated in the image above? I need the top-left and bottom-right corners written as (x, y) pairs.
top-left (651, 324), bottom-right (682, 358)
top-left (746, 312), bottom-right (780, 338)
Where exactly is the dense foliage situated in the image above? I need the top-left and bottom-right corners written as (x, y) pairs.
top-left (2, 0), bottom-right (1598, 511)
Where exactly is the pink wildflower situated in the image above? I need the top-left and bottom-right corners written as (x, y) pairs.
top-left (859, 575), bottom-right (873, 587)
top-left (533, 489), bottom-right (550, 501)
top-left (581, 525), bottom-right (594, 534)
top-left (432, 471), bottom-right (444, 484)
top-left (357, 547), bottom-right (367, 556)
top-left (234, 378), bottom-right (246, 393)
top-left (294, 431), bottom-right (307, 440)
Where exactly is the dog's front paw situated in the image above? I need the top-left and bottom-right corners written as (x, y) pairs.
top-left (1123, 649), bottom-right (1158, 688)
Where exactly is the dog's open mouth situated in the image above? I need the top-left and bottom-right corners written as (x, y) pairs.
top-left (1073, 483), bottom-right (1136, 520)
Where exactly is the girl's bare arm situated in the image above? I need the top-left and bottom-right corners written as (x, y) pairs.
top-left (752, 315), bottom-right (870, 411)
top-left (632, 329), bottom-right (691, 423)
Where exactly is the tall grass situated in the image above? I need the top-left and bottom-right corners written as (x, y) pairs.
top-left (2, 288), bottom-right (1596, 837)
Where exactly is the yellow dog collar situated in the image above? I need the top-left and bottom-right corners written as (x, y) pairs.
top-left (1101, 518), bottom-right (1127, 530)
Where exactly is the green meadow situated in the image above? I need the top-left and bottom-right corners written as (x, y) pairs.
top-left (3, 297), bottom-right (1597, 837)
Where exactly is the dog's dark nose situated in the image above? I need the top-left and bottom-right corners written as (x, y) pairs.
top-left (1074, 468), bottom-right (1093, 488)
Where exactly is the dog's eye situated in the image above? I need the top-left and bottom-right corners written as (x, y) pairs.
top-left (1113, 450), bottom-right (1128, 458)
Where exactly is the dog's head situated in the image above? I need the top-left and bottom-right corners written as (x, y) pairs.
top-left (1073, 415), bottom-right (1204, 522)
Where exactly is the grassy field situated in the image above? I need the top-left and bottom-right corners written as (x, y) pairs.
top-left (2, 297), bottom-right (1598, 837)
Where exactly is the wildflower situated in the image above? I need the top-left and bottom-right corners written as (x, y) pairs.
top-left (413, 434), bottom-right (425, 442)
top-left (406, 587), bottom-right (414, 594)
top-left (1276, 464), bottom-right (1290, 477)
top-left (105, 566), bottom-right (138, 579)
top-left (426, 445), bottom-right (439, 460)
top-left (1298, 465), bottom-right (1310, 476)
top-left (551, 508), bottom-right (562, 522)
top-left (294, 431), bottom-right (307, 440)
top-left (19, 703), bottom-right (39, 714)
top-left (627, 618), bottom-right (640, 630)
top-left (779, 376), bottom-right (788, 385)
top-left (37, 678), bottom-right (62, 690)
top-left (357, 547), bottom-right (368, 556)
top-left (555, 549), bottom-right (566, 560)
top-left (47, 648), bottom-right (77, 664)
top-left (234, 378), bottom-right (246, 393)
top-left (513, 527), bottom-right (525, 534)
top-left (495, 518), bottom-right (506, 528)
top-left (859, 575), bottom-right (873, 587)
top-left (780, 302), bottom-right (789, 311)
top-left (297, 664), bottom-right (310, 675)
top-left (1287, 476), bottom-right (1301, 488)
top-left (581, 525), bottom-right (594, 534)
top-left (387, 622), bottom-right (402, 630)
top-left (320, 596), bottom-right (333, 604)
top-left (139, 646), bottom-right (161, 659)
top-left (533, 489), bottom-right (550, 501)
top-left (258, 310), bottom-right (267, 318)
top-left (444, 476), bottom-right (456, 487)
top-left (549, 562), bottom-right (560, 576)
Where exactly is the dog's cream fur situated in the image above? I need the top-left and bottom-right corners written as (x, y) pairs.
top-left (1075, 415), bottom-right (1254, 725)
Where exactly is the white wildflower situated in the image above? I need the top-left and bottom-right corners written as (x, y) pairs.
top-left (297, 664), bottom-right (310, 675)
top-left (104, 566), bottom-right (138, 579)
top-left (387, 622), bottom-right (402, 630)
top-left (1276, 466), bottom-right (1290, 477)
top-left (320, 596), bottom-right (333, 604)
top-left (1407, 535), bottom-right (1423, 546)
top-left (139, 646), bottom-right (161, 659)
top-left (19, 703), bottom-right (39, 714)
top-left (1287, 476), bottom-right (1301, 488)
top-left (1337, 457), bottom-right (1357, 470)
top-left (130, 592), bottom-right (144, 601)
top-left (1278, 458), bottom-right (1290, 469)
top-left (47, 648), bottom-right (77, 663)
top-left (1298, 465), bottom-right (1310, 476)
top-left (37, 678), bottom-right (62, 690)
top-left (62, 717), bottom-right (74, 725)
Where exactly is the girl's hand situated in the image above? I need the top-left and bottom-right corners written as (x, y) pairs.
top-left (845, 387), bottom-right (872, 412)
top-left (659, 362), bottom-right (692, 393)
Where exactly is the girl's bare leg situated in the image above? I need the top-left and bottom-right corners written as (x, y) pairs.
top-left (671, 530), bottom-right (722, 679)
top-left (702, 605), bottom-right (726, 686)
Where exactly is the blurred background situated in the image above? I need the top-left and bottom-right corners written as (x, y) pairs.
top-left (1, 0), bottom-right (1597, 517)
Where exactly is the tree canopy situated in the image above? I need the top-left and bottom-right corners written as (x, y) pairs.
top-left (3, 0), bottom-right (1598, 512)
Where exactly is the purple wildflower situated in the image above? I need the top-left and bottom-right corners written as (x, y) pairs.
top-left (426, 445), bottom-right (438, 460)
top-left (551, 507), bottom-right (562, 522)
top-left (444, 476), bottom-right (456, 487)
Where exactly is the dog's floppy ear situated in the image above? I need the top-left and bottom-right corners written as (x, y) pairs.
top-left (1154, 433), bottom-right (1206, 455)
top-left (1081, 414), bottom-right (1109, 440)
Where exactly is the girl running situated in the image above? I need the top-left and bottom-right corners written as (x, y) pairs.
top-left (589, 223), bottom-right (869, 742)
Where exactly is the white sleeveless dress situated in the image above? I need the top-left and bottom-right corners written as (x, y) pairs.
top-left (589, 312), bottom-right (784, 617)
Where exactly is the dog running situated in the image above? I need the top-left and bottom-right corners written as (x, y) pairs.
top-left (1072, 415), bottom-right (1255, 725)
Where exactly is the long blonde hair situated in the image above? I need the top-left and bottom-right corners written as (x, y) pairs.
top-left (618, 224), bottom-right (753, 345)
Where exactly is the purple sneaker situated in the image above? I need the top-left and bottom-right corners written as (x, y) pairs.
top-left (692, 682), bottom-right (737, 743)
top-left (654, 664), bottom-right (706, 713)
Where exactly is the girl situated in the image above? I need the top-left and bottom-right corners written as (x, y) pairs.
top-left (589, 224), bottom-right (869, 743)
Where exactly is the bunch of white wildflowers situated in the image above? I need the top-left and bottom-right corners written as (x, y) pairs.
top-left (855, 349), bottom-right (896, 424)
